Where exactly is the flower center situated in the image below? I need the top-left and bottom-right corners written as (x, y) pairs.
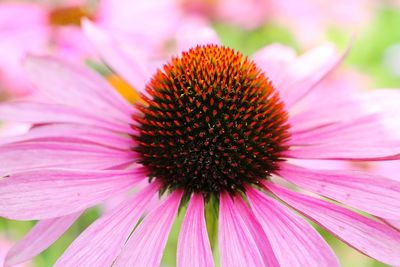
top-left (133, 45), bottom-right (290, 196)
top-left (48, 6), bottom-right (94, 26)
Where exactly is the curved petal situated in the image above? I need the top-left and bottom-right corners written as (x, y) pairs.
top-left (362, 90), bottom-right (400, 135)
top-left (97, 0), bottom-right (181, 45)
top-left (287, 71), bottom-right (366, 133)
top-left (219, 193), bottom-right (278, 267)
top-left (289, 115), bottom-right (398, 146)
top-left (24, 55), bottom-right (134, 120)
top-left (0, 102), bottom-right (133, 134)
top-left (286, 114), bottom-right (400, 161)
top-left (384, 219), bottom-right (400, 230)
top-left (55, 183), bottom-right (158, 266)
top-left (247, 188), bottom-right (339, 267)
top-left (0, 142), bottom-right (135, 175)
top-left (267, 183), bottom-right (400, 266)
top-left (288, 98), bottom-right (363, 133)
top-left (5, 212), bottom-right (82, 266)
top-left (82, 20), bottom-right (151, 94)
top-left (0, 123), bottom-right (133, 150)
top-left (175, 16), bottom-right (219, 52)
top-left (252, 44), bottom-right (296, 88)
top-left (277, 163), bottom-right (400, 219)
top-left (279, 44), bottom-right (346, 109)
top-left (288, 79), bottom-right (400, 135)
top-left (114, 190), bottom-right (183, 267)
top-left (0, 168), bottom-right (145, 220)
top-left (177, 193), bottom-right (214, 267)
top-left (285, 143), bottom-right (400, 161)
top-left (0, 122), bottom-right (30, 139)
top-left (0, 3), bottom-right (46, 28)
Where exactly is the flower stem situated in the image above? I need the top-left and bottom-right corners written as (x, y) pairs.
top-left (205, 195), bottom-right (219, 252)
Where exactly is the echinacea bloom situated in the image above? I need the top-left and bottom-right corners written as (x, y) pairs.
top-left (0, 0), bottom-right (182, 97)
top-left (1, 23), bottom-right (400, 266)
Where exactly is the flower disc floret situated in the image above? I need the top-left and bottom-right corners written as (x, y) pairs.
top-left (134, 45), bottom-right (290, 195)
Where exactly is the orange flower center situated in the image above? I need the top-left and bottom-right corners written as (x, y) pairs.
top-left (48, 6), bottom-right (94, 26)
top-left (133, 45), bottom-right (290, 196)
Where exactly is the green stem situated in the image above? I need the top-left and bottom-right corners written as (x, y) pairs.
top-left (205, 195), bottom-right (219, 252)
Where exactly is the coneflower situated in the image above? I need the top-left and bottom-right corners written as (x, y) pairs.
top-left (1, 23), bottom-right (400, 267)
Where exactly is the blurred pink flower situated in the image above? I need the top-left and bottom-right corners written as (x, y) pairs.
top-left (270, 0), bottom-right (376, 46)
top-left (180, 0), bottom-right (272, 29)
top-left (0, 1), bottom-right (89, 97)
top-left (1, 24), bottom-right (400, 266)
top-left (0, 0), bottom-right (183, 98)
top-left (181, 0), bottom-right (376, 46)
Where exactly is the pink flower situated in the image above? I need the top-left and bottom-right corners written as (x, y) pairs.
top-left (180, 0), bottom-right (272, 29)
top-left (0, 1), bottom-right (89, 97)
top-left (0, 0), bottom-right (183, 98)
top-left (1, 24), bottom-right (400, 266)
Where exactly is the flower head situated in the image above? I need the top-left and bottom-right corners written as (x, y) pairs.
top-left (135, 45), bottom-right (290, 195)
top-left (1, 25), bottom-right (400, 267)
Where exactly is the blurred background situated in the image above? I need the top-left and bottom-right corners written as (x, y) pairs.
top-left (1, 0), bottom-right (399, 266)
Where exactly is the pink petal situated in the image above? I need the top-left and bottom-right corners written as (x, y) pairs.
top-left (288, 85), bottom-right (400, 137)
top-left (288, 98), bottom-right (363, 133)
top-left (360, 90), bottom-right (400, 137)
top-left (289, 115), bottom-right (397, 146)
top-left (24, 55), bottom-right (134, 120)
top-left (215, 0), bottom-right (270, 29)
top-left (277, 162), bottom-right (400, 219)
top-left (0, 3), bottom-right (46, 28)
top-left (0, 102), bottom-right (133, 134)
top-left (219, 193), bottom-right (278, 267)
top-left (286, 144), bottom-right (400, 161)
top-left (0, 123), bottom-right (133, 150)
top-left (0, 168), bottom-right (145, 220)
top-left (252, 44), bottom-right (296, 88)
top-left (5, 212), bottom-right (82, 266)
top-left (384, 219), bottom-right (400, 230)
top-left (279, 44), bottom-right (346, 109)
top-left (0, 3), bottom-right (49, 96)
top-left (286, 114), bottom-right (400, 160)
top-left (97, 0), bottom-right (181, 47)
top-left (287, 73), bottom-right (366, 133)
top-left (50, 25), bottom-right (95, 60)
top-left (0, 142), bottom-right (135, 175)
top-left (82, 20), bottom-right (151, 94)
top-left (114, 190), bottom-right (183, 267)
top-left (175, 16), bottom-right (219, 52)
top-left (247, 188), bottom-right (339, 267)
top-left (55, 183), bottom-right (158, 266)
top-left (369, 160), bottom-right (400, 182)
top-left (268, 183), bottom-right (400, 266)
top-left (177, 194), bottom-right (214, 267)
top-left (0, 122), bottom-right (30, 139)
top-left (234, 195), bottom-right (280, 266)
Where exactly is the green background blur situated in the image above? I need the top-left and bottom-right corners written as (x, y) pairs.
top-left (1, 1), bottom-right (400, 267)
